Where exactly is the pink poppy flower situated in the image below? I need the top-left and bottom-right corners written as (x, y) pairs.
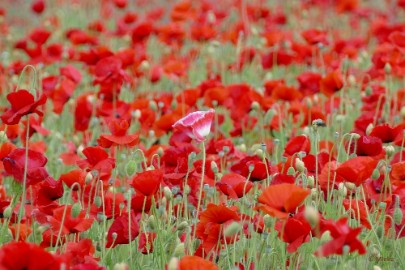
top-left (172, 109), bottom-right (215, 143)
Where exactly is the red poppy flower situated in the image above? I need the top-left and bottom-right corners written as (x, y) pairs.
top-left (131, 169), bottom-right (163, 196)
top-left (177, 256), bottom-right (218, 270)
top-left (390, 162), bottom-right (405, 184)
top-left (45, 205), bottom-right (94, 236)
top-left (349, 135), bottom-right (383, 157)
top-left (98, 119), bottom-right (139, 148)
top-left (342, 199), bottom-right (372, 229)
top-left (3, 148), bottom-right (49, 186)
top-left (370, 123), bottom-right (404, 143)
top-left (216, 173), bottom-right (253, 199)
top-left (316, 218), bottom-right (366, 256)
top-left (62, 239), bottom-right (100, 267)
top-left (256, 184), bottom-right (310, 219)
top-left (230, 156), bottom-right (271, 182)
top-left (320, 70), bottom-right (344, 97)
top-left (74, 94), bottom-right (94, 132)
top-left (0, 241), bottom-right (62, 270)
top-left (31, 0), bottom-right (45, 14)
top-left (172, 109), bottom-right (215, 143)
top-left (275, 211), bottom-right (312, 253)
top-left (1, 89), bottom-right (47, 125)
top-left (284, 135), bottom-right (311, 156)
top-left (77, 146), bottom-right (115, 181)
top-left (336, 156), bottom-right (378, 186)
top-left (106, 210), bottom-right (140, 248)
top-left (196, 204), bottom-right (240, 255)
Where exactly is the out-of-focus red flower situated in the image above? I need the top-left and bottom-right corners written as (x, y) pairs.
top-left (230, 156), bottom-right (271, 182)
top-left (316, 218), bottom-right (366, 256)
top-left (275, 210), bottom-right (312, 253)
top-left (1, 89), bottom-right (47, 125)
top-left (98, 119), bottom-right (139, 148)
top-left (176, 255), bottom-right (218, 270)
top-left (284, 135), bottom-right (311, 156)
top-left (216, 173), bottom-right (253, 199)
top-left (77, 146), bottom-right (115, 181)
top-left (3, 148), bottom-right (49, 186)
top-left (342, 199), bottom-right (372, 229)
top-left (31, 0), bottom-right (45, 14)
top-left (196, 204), bottom-right (240, 255)
top-left (62, 239), bottom-right (100, 267)
top-left (0, 241), bottom-right (62, 270)
top-left (256, 184), bottom-right (310, 219)
top-left (336, 156), bottom-right (378, 186)
top-left (320, 70), bottom-right (343, 97)
top-left (172, 109), bottom-right (215, 143)
top-left (131, 169), bottom-right (163, 196)
top-left (106, 211), bottom-right (140, 248)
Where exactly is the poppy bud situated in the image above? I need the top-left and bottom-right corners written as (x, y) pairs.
top-left (163, 186), bottom-right (172, 201)
top-left (94, 196), bottom-right (102, 208)
top-left (287, 166), bottom-right (295, 175)
top-left (338, 183), bottom-right (347, 197)
top-left (184, 185), bottom-right (191, 195)
top-left (85, 172), bottom-right (93, 184)
top-left (379, 202), bottom-right (386, 210)
top-left (149, 101), bottom-right (158, 111)
top-left (350, 133), bottom-right (361, 140)
top-left (295, 158), bottom-right (305, 173)
top-left (384, 63), bottom-right (392, 74)
top-left (113, 263), bottom-right (129, 270)
top-left (125, 160), bottom-right (137, 176)
top-left (311, 188), bottom-right (318, 199)
top-left (177, 221), bottom-right (189, 231)
top-left (371, 169), bottom-right (380, 180)
top-left (394, 208), bottom-right (403, 225)
top-left (148, 215), bottom-right (157, 230)
top-left (3, 206), bottom-right (12, 219)
top-left (168, 257), bottom-right (180, 270)
top-left (251, 101), bottom-right (260, 111)
top-left (224, 222), bottom-right (242, 237)
top-left (335, 115), bottom-right (345, 123)
top-left (255, 149), bottom-right (264, 159)
top-left (384, 145), bottom-right (395, 158)
top-left (173, 243), bottom-right (185, 257)
top-left (366, 123), bottom-right (374, 136)
top-left (304, 206), bottom-right (319, 228)
top-left (373, 266), bottom-right (382, 270)
top-left (344, 182), bottom-right (356, 191)
top-left (210, 161), bottom-right (218, 174)
top-left (0, 131), bottom-right (7, 143)
top-left (307, 176), bottom-right (315, 188)
top-left (263, 214), bottom-right (272, 228)
top-left (132, 109), bottom-right (141, 120)
top-left (236, 143), bottom-right (247, 152)
top-left (71, 203), bottom-right (82, 218)
top-left (140, 60), bottom-right (150, 71)
top-left (320, 230), bottom-right (332, 243)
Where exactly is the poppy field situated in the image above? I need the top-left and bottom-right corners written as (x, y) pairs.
top-left (1, 0), bottom-right (405, 269)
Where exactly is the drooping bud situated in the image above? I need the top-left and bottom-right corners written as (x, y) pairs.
top-left (71, 202), bottom-right (82, 218)
top-left (295, 158), bottom-right (305, 173)
top-left (125, 160), bottom-right (137, 176)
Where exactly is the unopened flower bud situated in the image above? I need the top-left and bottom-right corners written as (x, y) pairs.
top-left (286, 166), bottom-right (295, 176)
top-left (113, 263), bottom-right (129, 270)
top-left (366, 123), bottom-right (374, 136)
top-left (163, 186), bottom-right (172, 200)
top-left (148, 215), bottom-right (157, 230)
top-left (3, 206), bottom-right (13, 219)
top-left (173, 243), bottom-right (185, 257)
top-left (94, 196), bottom-right (102, 208)
top-left (210, 161), bottom-right (218, 174)
top-left (85, 172), bottom-right (93, 184)
top-left (224, 222), bottom-right (242, 237)
top-left (125, 160), bottom-right (137, 176)
top-left (0, 131), bottom-right (7, 143)
top-left (307, 176), bottom-right (315, 188)
top-left (344, 182), bottom-right (356, 191)
top-left (251, 101), bottom-right (260, 111)
top-left (177, 221), bottom-right (188, 231)
top-left (320, 230), bottom-right (332, 243)
top-left (295, 158), bottom-right (305, 173)
top-left (384, 63), bottom-right (392, 74)
top-left (338, 183), bottom-right (347, 197)
top-left (372, 169), bottom-right (380, 180)
top-left (133, 109), bottom-right (141, 120)
top-left (394, 208), bottom-right (403, 225)
top-left (350, 133), bottom-right (361, 140)
top-left (255, 149), bottom-right (264, 159)
top-left (304, 206), bottom-right (319, 227)
top-left (168, 257), bottom-right (179, 270)
top-left (384, 145), bottom-right (395, 158)
top-left (263, 214), bottom-right (272, 228)
top-left (71, 203), bottom-right (82, 218)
